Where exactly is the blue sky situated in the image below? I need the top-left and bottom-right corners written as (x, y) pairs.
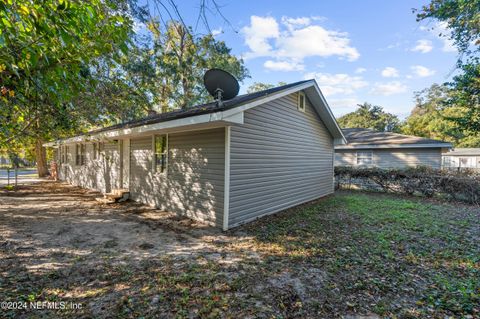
top-left (144, 0), bottom-right (460, 118)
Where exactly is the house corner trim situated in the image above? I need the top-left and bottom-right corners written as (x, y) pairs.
top-left (223, 126), bottom-right (231, 231)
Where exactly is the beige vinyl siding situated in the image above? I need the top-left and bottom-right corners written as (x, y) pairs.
top-left (228, 92), bottom-right (334, 228)
top-left (335, 148), bottom-right (442, 169)
top-left (58, 141), bottom-right (121, 192)
top-left (129, 128), bottom-right (225, 227)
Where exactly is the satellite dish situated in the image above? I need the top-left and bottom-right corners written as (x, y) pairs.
top-left (203, 69), bottom-right (239, 102)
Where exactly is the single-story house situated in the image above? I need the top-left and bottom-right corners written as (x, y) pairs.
top-left (335, 128), bottom-right (452, 169)
top-left (442, 148), bottom-right (480, 170)
top-left (45, 80), bottom-right (346, 230)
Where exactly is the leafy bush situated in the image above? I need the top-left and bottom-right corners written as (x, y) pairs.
top-left (335, 166), bottom-right (480, 205)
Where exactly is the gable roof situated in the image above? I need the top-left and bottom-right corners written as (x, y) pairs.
top-left (45, 80), bottom-right (346, 146)
top-left (335, 128), bottom-right (452, 149)
top-left (443, 148), bottom-right (480, 156)
top-left (88, 80), bottom-right (312, 134)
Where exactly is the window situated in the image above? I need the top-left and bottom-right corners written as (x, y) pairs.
top-left (58, 147), bottom-right (62, 163)
top-left (297, 91), bottom-right (306, 112)
top-left (153, 135), bottom-right (168, 173)
top-left (356, 151), bottom-right (373, 166)
top-left (64, 146), bottom-right (68, 163)
top-left (76, 144), bottom-right (86, 166)
top-left (93, 142), bottom-right (100, 160)
top-left (62, 145), bottom-right (68, 164)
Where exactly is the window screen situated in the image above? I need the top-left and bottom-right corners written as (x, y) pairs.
top-left (154, 135), bottom-right (168, 173)
top-left (356, 151), bottom-right (373, 166)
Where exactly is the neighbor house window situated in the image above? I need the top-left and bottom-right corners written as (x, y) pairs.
top-left (356, 151), bottom-right (373, 166)
top-left (76, 144), bottom-right (86, 166)
top-left (153, 135), bottom-right (168, 173)
top-left (297, 91), bottom-right (306, 112)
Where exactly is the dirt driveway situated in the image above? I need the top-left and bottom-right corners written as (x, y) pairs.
top-left (0, 182), bottom-right (257, 318)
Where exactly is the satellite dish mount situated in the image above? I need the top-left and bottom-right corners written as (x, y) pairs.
top-left (203, 69), bottom-right (239, 106)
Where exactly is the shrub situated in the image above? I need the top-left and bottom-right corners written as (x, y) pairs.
top-left (335, 166), bottom-right (480, 205)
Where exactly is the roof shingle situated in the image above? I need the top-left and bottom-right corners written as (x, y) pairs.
top-left (341, 128), bottom-right (451, 147)
top-left (89, 80), bottom-right (312, 134)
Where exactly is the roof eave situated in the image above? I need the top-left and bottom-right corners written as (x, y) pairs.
top-left (43, 111), bottom-right (244, 147)
top-left (335, 143), bottom-right (453, 150)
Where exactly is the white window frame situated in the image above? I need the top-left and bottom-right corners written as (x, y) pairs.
top-left (356, 151), bottom-right (373, 166)
top-left (152, 134), bottom-right (168, 175)
top-left (297, 91), bottom-right (306, 112)
top-left (75, 144), bottom-right (86, 166)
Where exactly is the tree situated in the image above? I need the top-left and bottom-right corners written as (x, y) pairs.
top-left (247, 82), bottom-right (287, 93)
top-left (444, 61), bottom-right (480, 133)
top-left (141, 20), bottom-right (249, 111)
top-left (0, 1), bottom-right (132, 176)
top-left (0, 1), bottom-right (246, 176)
top-left (401, 83), bottom-right (480, 147)
top-left (415, 0), bottom-right (479, 61)
top-left (337, 103), bottom-right (400, 132)
top-left (415, 0), bottom-right (480, 137)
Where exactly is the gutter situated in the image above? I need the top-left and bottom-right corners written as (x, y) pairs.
top-left (335, 143), bottom-right (453, 150)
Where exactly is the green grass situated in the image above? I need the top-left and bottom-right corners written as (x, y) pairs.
top-left (1, 190), bottom-right (478, 318)
top-left (237, 192), bottom-right (480, 317)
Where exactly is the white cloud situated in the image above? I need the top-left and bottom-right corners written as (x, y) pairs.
top-left (420, 22), bottom-right (457, 53)
top-left (275, 26), bottom-right (360, 61)
top-left (436, 22), bottom-right (457, 52)
top-left (328, 98), bottom-right (360, 109)
top-left (211, 28), bottom-right (223, 37)
top-left (264, 60), bottom-right (304, 71)
top-left (370, 81), bottom-right (407, 96)
top-left (241, 15), bottom-right (360, 65)
top-left (304, 72), bottom-right (368, 97)
top-left (411, 39), bottom-right (433, 53)
top-left (355, 67), bottom-right (367, 74)
top-left (133, 20), bottom-right (147, 34)
top-left (241, 16), bottom-right (279, 57)
top-left (281, 16), bottom-right (311, 31)
top-left (410, 65), bottom-right (436, 77)
top-left (381, 67), bottom-right (399, 78)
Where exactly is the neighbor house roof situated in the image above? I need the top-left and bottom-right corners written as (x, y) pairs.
top-left (443, 148), bottom-right (480, 156)
top-left (335, 128), bottom-right (452, 150)
top-left (45, 80), bottom-right (347, 146)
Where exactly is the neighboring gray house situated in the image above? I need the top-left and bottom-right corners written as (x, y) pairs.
top-left (335, 128), bottom-right (452, 169)
top-left (45, 80), bottom-right (346, 230)
top-left (442, 148), bottom-right (480, 170)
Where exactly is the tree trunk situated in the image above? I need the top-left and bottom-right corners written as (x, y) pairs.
top-left (35, 138), bottom-right (49, 177)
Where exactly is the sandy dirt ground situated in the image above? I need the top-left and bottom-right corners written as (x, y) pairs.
top-left (0, 182), bottom-right (247, 267)
top-left (0, 182), bottom-right (262, 318)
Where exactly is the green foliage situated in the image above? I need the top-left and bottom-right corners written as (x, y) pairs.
top-left (414, 0), bottom-right (480, 139)
top-left (337, 103), bottom-right (400, 132)
top-left (335, 165), bottom-right (480, 204)
top-left (131, 20), bottom-right (249, 111)
top-left (415, 0), bottom-right (479, 61)
top-left (401, 81), bottom-right (480, 147)
top-left (247, 81), bottom-right (287, 93)
top-left (0, 0), bottom-right (133, 147)
top-left (445, 61), bottom-right (480, 133)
